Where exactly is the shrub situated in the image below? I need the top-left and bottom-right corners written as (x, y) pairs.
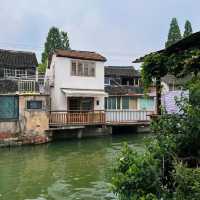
top-left (173, 163), bottom-right (200, 200)
top-left (111, 144), bottom-right (162, 200)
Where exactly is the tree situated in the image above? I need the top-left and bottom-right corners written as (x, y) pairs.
top-left (40, 27), bottom-right (70, 72)
top-left (183, 20), bottom-right (193, 38)
top-left (165, 18), bottom-right (182, 48)
top-left (60, 31), bottom-right (70, 50)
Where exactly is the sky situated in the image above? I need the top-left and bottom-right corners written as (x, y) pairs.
top-left (0, 0), bottom-right (200, 67)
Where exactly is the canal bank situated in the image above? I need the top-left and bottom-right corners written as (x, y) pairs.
top-left (0, 133), bottom-right (150, 200)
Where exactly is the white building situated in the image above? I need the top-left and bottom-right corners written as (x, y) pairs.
top-left (46, 49), bottom-right (107, 112)
top-left (161, 74), bottom-right (190, 113)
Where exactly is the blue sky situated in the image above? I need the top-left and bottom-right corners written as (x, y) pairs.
top-left (0, 0), bottom-right (199, 66)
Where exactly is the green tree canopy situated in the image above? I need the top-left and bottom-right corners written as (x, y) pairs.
top-left (165, 18), bottom-right (182, 48)
top-left (40, 26), bottom-right (70, 73)
top-left (183, 20), bottom-right (193, 38)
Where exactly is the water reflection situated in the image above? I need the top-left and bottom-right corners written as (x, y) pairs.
top-left (0, 134), bottom-right (148, 200)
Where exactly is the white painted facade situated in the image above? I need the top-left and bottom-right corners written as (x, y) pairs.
top-left (46, 54), bottom-right (106, 111)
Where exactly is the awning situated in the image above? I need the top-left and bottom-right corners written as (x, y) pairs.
top-left (61, 89), bottom-right (108, 97)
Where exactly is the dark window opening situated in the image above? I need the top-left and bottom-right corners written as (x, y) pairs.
top-left (68, 97), bottom-right (94, 111)
top-left (27, 100), bottom-right (43, 110)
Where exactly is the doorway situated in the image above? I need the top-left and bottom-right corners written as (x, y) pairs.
top-left (68, 97), bottom-right (94, 111)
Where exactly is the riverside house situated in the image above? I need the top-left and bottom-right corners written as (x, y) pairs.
top-left (0, 49), bottom-right (50, 146)
top-left (46, 49), bottom-right (108, 127)
top-left (104, 66), bottom-right (156, 124)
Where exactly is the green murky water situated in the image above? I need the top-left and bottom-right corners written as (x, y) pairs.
top-left (0, 133), bottom-right (149, 200)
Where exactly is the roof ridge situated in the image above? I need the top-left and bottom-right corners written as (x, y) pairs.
top-left (0, 48), bottom-right (35, 55)
top-left (56, 49), bottom-right (97, 54)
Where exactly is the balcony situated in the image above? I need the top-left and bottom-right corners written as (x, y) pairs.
top-left (0, 75), bottom-right (49, 95)
top-left (49, 110), bottom-right (106, 127)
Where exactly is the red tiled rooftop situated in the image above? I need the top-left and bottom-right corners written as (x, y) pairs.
top-left (55, 49), bottom-right (107, 62)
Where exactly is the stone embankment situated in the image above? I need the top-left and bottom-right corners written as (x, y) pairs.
top-left (0, 132), bottom-right (51, 148)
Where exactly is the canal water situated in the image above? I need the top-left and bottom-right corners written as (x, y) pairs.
top-left (0, 133), bottom-right (149, 200)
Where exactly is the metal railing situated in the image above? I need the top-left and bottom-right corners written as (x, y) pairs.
top-left (18, 80), bottom-right (38, 93)
top-left (1, 74), bottom-right (49, 94)
top-left (105, 110), bottom-right (154, 124)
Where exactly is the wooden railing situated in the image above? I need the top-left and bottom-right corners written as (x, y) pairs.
top-left (49, 111), bottom-right (106, 126)
top-left (106, 110), bottom-right (154, 124)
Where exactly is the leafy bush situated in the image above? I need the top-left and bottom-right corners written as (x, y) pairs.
top-left (111, 144), bottom-right (162, 200)
top-left (111, 79), bottom-right (200, 199)
top-left (173, 163), bottom-right (200, 200)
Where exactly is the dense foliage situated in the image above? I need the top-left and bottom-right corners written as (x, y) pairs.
top-left (39, 26), bottom-right (70, 72)
top-left (141, 49), bottom-right (200, 91)
top-left (184, 20), bottom-right (193, 38)
top-left (165, 18), bottom-right (182, 48)
top-left (111, 78), bottom-right (200, 199)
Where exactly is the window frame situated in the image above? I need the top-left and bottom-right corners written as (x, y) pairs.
top-left (71, 60), bottom-right (96, 77)
top-left (4, 68), bottom-right (27, 78)
top-left (26, 100), bottom-right (44, 111)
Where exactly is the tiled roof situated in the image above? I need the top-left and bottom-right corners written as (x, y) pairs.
top-left (0, 49), bottom-right (38, 68)
top-left (105, 66), bottom-right (140, 77)
top-left (55, 49), bottom-right (107, 62)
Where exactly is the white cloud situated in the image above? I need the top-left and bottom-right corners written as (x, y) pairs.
top-left (0, 0), bottom-right (199, 65)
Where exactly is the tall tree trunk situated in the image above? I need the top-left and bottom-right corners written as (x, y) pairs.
top-left (156, 77), bottom-right (161, 115)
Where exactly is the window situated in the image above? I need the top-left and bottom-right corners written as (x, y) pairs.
top-left (77, 62), bottom-right (83, 76)
top-left (4, 68), bottom-right (27, 78)
top-left (139, 98), bottom-right (155, 111)
top-left (71, 60), bottom-right (95, 77)
top-left (89, 66), bottom-right (95, 77)
top-left (68, 97), bottom-right (94, 111)
top-left (134, 78), bottom-right (140, 86)
top-left (4, 68), bottom-right (14, 77)
top-left (122, 96), bottom-right (129, 109)
top-left (15, 69), bottom-right (26, 78)
top-left (105, 97), bottom-right (122, 110)
top-left (84, 63), bottom-right (89, 76)
top-left (104, 77), bottom-right (110, 85)
top-left (71, 61), bottom-right (76, 76)
top-left (27, 100), bottom-right (43, 110)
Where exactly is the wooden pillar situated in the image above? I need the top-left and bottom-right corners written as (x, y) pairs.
top-left (156, 77), bottom-right (161, 115)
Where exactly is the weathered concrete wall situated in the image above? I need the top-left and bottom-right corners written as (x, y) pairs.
top-left (18, 94), bottom-right (50, 136)
top-left (0, 94), bottom-right (50, 138)
top-left (52, 126), bottom-right (111, 140)
top-left (0, 121), bottom-right (20, 135)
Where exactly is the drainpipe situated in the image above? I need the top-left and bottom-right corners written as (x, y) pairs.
top-left (156, 77), bottom-right (161, 115)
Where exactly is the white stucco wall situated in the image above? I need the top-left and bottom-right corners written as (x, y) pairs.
top-left (161, 81), bottom-right (170, 95)
top-left (47, 55), bottom-right (105, 111)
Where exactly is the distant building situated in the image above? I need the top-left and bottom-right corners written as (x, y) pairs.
top-left (0, 49), bottom-right (50, 146)
top-left (0, 49), bottom-right (37, 79)
top-left (161, 74), bottom-right (190, 113)
top-left (104, 66), bottom-right (156, 111)
top-left (161, 74), bottom-right (191, 94)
